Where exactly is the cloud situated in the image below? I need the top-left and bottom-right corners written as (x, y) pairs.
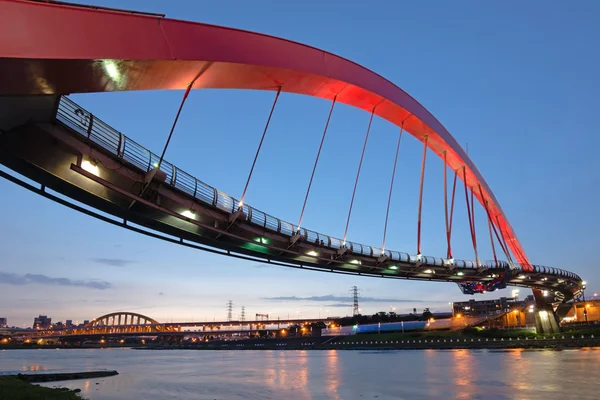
top-left (0, 272), bottom-right (111, 290)
top-left (323, 303), bottom-right (354, 308)
top-left (261, 295), bottom-right (423, 303)
top-left (158, 292), bottom-right (164, 296)
top-left (92, 258), bottom-right (135, 267)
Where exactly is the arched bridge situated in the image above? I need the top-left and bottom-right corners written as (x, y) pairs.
top-left (33, 312), bottom-right (330, 338)
top-left (60, 312), bottom-right (174, 336)
top-left (0, 1), bottom-right (585, 311)
top-left (87, 312), bottom-right (160, 329)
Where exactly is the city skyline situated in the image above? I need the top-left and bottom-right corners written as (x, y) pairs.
top-left (1, 0), bottom-right (599, 327)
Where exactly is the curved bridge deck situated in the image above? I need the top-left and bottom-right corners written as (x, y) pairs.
top-left (0, 95), bottom-right (583, 300)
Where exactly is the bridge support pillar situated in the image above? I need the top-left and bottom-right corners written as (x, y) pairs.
top-left (533, 290), bottom-right (560, 334)
top-left (535, 308), bottom-right (560, 334)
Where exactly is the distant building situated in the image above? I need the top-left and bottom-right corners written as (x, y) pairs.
top-left (453, 295), bottom-right (534, 317)
top-left (561, 300), bottom-right (600, 324)
top-left (33, 315), bottom-right (52, 330)
top-left (65, 320), bottom-right (74, 328)
top-left (0, 318), bottom-right (7, 328)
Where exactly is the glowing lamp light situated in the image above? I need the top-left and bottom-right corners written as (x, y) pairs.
top-left (81, 160), bottom-right (99, 176)
top-left (306, 250), bottom-right (319, 257)
top-left (542, 290), bottom-right (549, 297)
top-left (181, 209), bottom-right (195, 219)
top-left (349, 259), bottom-right (361, 265)
top-left (153, 162), bottom-right (159, 169)
top-left (423, 269), bottom-right (433, 274)
top-left (103, 60), bottom-right (120, 80)
top-left (457, 271), bottom-right (464, 276)
top-left (389, 265), bottom-right (398, 270)
top-left (539, 310), bottom-right (548, 318)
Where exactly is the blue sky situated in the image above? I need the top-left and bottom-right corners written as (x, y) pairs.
top-left (1, 0), bottom-right (599, 327)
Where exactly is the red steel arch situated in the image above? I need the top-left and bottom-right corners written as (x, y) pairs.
top-left (0, 0), bottom-right (531, 269)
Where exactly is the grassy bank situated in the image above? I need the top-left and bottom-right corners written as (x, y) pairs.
top-left (0, 376), bottom-right (83, 400)
top-left (333, 326), bottom-right (600, 343)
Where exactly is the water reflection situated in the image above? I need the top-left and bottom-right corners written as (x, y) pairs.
top-left (2, 349), bottom-right (599, 400)
top-left (326, 350), bottom-right (340, 400)
top-left (264, 351), bottom-right (309, 398)
top-left (451, 349), bottom-right (476, 399)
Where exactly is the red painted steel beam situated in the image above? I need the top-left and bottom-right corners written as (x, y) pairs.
top-left (0, 0), bottom-right (531, 270)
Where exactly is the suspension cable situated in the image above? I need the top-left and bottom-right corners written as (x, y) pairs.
top-left (416, 136), bottom-right (428, 255)
top-left (381, 123), bottom-right (404, 253)
top-left (495, 215), bottom-right (515, 264)
top-left (463, 167), bottom-right (479, 265)
top-left (129, 78), bottom-right (198, 210)
top-left (443, 153), bottom-right (458, 259)
top-left (158, 82), bottom-right (194, 169)
top-left (471, 185), bottom-right (477, 247)
top-left (448, 169), bottom-right (458, 258)
top-left (477, 184), bottom-right (502, 265)
top-left (239, 86), bottom-right (282, 208)
top-left (297, 96), bottom-right (337, 231)
top-left (487, 218), bottom-right (498, 264)
top-left (343, 109), bottom-right (375, 244)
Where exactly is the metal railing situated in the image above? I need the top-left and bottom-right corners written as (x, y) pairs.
top-left (54, 96), bottom-right (580, 281)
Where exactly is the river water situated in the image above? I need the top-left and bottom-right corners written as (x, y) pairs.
top-left (1, 348), bottom-right (599, 399)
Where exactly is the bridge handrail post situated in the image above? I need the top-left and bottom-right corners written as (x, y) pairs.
top-left (87, 114), bottom-right (94, 139)
top-left (117, 132), bottom-right (124, 158)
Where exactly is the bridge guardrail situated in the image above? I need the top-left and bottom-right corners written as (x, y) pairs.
top-left (54, 96), bottom-right (580, 281)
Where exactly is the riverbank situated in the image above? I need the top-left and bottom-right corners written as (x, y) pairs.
top-left (0, 371), bottom-right (118, 400)
top-left (142, 330), bottom-right (600, 351)
top-left (0, 376), bottom-right (83, 399)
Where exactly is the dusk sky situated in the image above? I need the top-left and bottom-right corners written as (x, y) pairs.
top-left (1, 0), bottom-right (599, 328)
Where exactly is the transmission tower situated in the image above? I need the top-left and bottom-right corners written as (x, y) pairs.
top-left (226, 300), bottom-right (233, 322)
top-left (240, 306), bottom-right (246, 322)
top-left (351, 286), bottom-right (360, 316)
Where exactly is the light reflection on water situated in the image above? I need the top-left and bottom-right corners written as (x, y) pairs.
top-left (0, 348), bottom-right (599, 399)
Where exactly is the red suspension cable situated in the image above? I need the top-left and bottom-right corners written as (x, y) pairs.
top-left (463, 167), bottom-right (479, 265)
top-left (381, 124), bottom-right (404, 253)
top-left (416, 136), bottom-right (428, 255)
top-left (487, 218), bottom-right (498, 264)
top-left (477, 184), bottom-right (501, 265)
top-left (443, 154), bottom-right (458, 259)
top-left (239, 86), bottom-right (282, 207)
top-left (297, 95), bottom-right (337, 230)
top-left (495, 215), bottom-right (515, 264)
top-left (343, 109), bottom-right (375, 244)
